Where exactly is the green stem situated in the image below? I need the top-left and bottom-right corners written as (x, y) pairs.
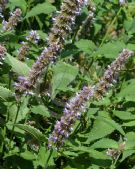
top-left (44, 149), bottom-right (53, 169)
top-left (99, 7), bottom-right (122, 48)
top-left (113, 153), bottom-right (121, 166)
top-left (0, 73), bottom-right (12, 153)
top-left (9, 102), bottom-right (21, 148)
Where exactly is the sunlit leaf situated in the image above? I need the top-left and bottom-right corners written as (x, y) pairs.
top-left (51, 61), bottom-right (78, 99)
top-left (25, 2), bottom-right (56, 19)
top-left (31, 105), bottom-right (50, 117)
top-left (5, 53), bottom-right (30, 76)
top-left (15, 124), bottom-right (47, 142)
top-left (75, 39), bottom-right (96, 54)
top-left (90, 138), bottom-right (118, 149)
top-left (0, 86), bottom-right (12, 100)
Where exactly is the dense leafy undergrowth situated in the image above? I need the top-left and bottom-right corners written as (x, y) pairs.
top-left (0, 0), bottom-right (135, 168)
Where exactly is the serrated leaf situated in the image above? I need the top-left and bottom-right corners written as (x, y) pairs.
top-left (8, 98), bottom-right (29, 123)
top-left (113, 110), bottom-right (135, 120)
top-left (75, 39), bottom-right (96, 54)
top-left (25, 2), bottom-right (56, 19)
top-left (34, 148), bottom-right (57, 168)
top-left (98, 116), bottom-right (125, 136)
top-left (124, 19), bottom-right (135, 34)
top-left (96, 41), bottom-right (125, 58)
top-left (90, 138), bottom-right (118, 149)
top-left (117, 79), bottom-right (135, 101)
top-left (31, 105), bottom-right (50, 117)
top-left (73, 147), bottom-right (108, 160)
top-left (15, 124), bottom-right (47, 142)
top-left (85, 117), bottom-right (115, 144)
top-left (51, 61), bottom-right (78, 99)
top-left (34, 147), bottom-right (47, 168)
top-left (5, 53), bottom-right (30, 76)
top-left (0, 86), bottom-right (12, 100)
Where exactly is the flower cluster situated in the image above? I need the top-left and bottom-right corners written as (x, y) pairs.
top-left (48, 86), bottom-right (95, 148)
top-left (48, 0), bottom-right (88, 47)
top-left (26, 30), bottom-right (40, 44)
top-left (76, 1), bottom-right (95, 40)
top-left (2, 8), bottom-right (22, 32)
top-left (17, 42), bottom-right (29, 61)
top-left (15, 0), bottom-right (88, 95)
top-left (48, 49), bottom-right (134, 148)
top-left (106, 141), bottom-right (126, 160)
top-left (94, 49), bottom-right (134, 99)
top-left (0, 44), bottom-right (6, 65)
top-left (17, 30), bottom-right (40, 61)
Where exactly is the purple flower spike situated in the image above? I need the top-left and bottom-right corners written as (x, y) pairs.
top-left (0, 45), bottom-right (6, 65)
top-left (48, 49), bottom-right (134, 148)
top-left (48, 86), bottom-right (95, 148)
top-left (17, 42), bottom-right (29, 61)
top-left (95, 49), bottom-right (134, 99)
top-left (2, 8), bottom-right (22, 32)
top-left (15, 0), bottom-right (88, 95)
top-left (26, 30), bottom-right (40, 44)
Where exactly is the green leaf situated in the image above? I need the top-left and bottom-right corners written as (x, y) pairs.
top-left (87, 108), bottom-right (99, 118)
top-left (124, 19), bottom-right (135, 34)
top-left (98, 116), bottom-right (125, 136)
top-left (63, 151), bottom-right (79, 157)
top-left (0, 86), bottom-right (12, 100)
top-left (34, 147), bottom-right (47, 168)
top-left (90, 138), bottom-right (118, 149)
top-left (73, 147), bottom-right (108, 160)
top-left (122, 121), bottom-right (135, 127)
top-left (31, 105), bottom-right (50, 117)
top-left (20, 150), bottom-right (36, 160)
top-left (127, 43), bottom-right (135, 50)
top-left (75, 39), bottom-right (96, 54)
top-left (120, 150), bottom-right (135, 162)
top-left (96, 41), bottom-right (125, 58)
top-left (36, 30), bottom-right (47, 40)
top-left (113, 110), bottom-right (135, 120)
top-left (15, 124), bottom-right (47, 142)
top-left (125, 132), bottom-right (135, 141)
top-left (25, 2), bottom-right (56, 19)
top-left (63, 165), bottom-right (78, 169)
top-left (5, 53), bottom-right (30, 76)
top-left (8, 98), bottom-right (29, 123)
top-left (94, 23), bottom-right (102, 35)
top-left (85, 117), bottom-right (115, 144)
top-left (118, 79), bottom-right (135, 101)
top-left (51, 61), bottom-right (78, 99)
top-left (8, 0), bottom-right (27, 12)
top-left (34, 148), bottom-right (57, 168)
top-left (125, 141), bottom-right (135, 150)
top-left (87, 165), bottom-right (100, 169)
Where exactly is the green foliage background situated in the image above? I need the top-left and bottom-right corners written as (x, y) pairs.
top-left (0, 0), bottom-right (135, 168)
